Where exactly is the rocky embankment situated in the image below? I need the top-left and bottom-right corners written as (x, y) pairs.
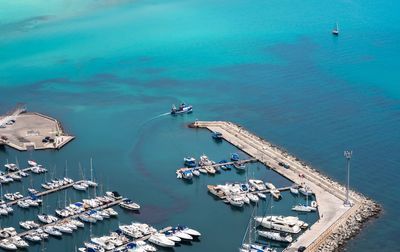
top-left (316, 199), bottom-right (381, 252)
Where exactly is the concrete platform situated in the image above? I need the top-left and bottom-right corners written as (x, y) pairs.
top-left (192, 121), bottom-right (366, 252)
top-left (0, 111), bottom-right (74, 151)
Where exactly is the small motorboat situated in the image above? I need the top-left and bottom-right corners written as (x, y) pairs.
top-left (192, 169), bottom-right (200, 176)
top-left (257, 230), bottom-right (293, 243)
top-left (38, 214), bottom-right (58, 224)
top-left (148, 233), bottom-right (175, 247)
top-left (183, 157), bottom-right (196, 168)
top-left (11, 236), bottom-right (29, 248)
top-left (211, 131), bottom-right (223, 140)
top-left (0, 239), bottom-right (17, 250)
top-left (257, 192), bottom-right (267, 200)
top-left (231, 153), bottom-right (240, 161)
top-left (204, 166), bottom-right (216, 174)
top-left (227, 195), bottom-right (244, 207)
top-left (119, 199), bottom-right (140, 211)
top-left (105, 191), bottom-right (122, 200)
top-left (73, 182), bottom-right (89, 191)
top-left (290, 184), bottom-right (299, 195)
top-left (177, 168), bottom-right (193, 180)
top-left (246, 193), bottom-right (259, 203)
top-left (163, 230), bottom-right (181, 242)
top-left (43, 226), bottom-right (62, 237)
top-left (24, 233), bottom-right (42, 242)
top-left (299, 186), bottom-right (313, 196)
top-left (171, 227), bottom-right (193, 240)
top-left (249, 179), bottom-right (267, 191)
top-left (176, 225), bottom-right (201, 237)
top-left (240, 243), bottom-right (276, 252)
top-left (233, 162), bottom-right (246, 171)
top-left (4, 163), bottom-right (18, 172)
top-left (27, 160), bottom-right (38, 167)
top-left (218, 160), bottom-right (230, 170)
top-left (170, 103), bottom-right (193, 115)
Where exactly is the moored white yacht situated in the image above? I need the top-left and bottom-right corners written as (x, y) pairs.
top-left (257, 230), bottom-right (293, 243)
top-left (248, 179), bottom-right (267, 191)
top-left (148, 233), bottom-right (175, 248)
top-left (119, 199), bottom-right (140, 211)
top-left (254, 216), bottom-right (302, 234)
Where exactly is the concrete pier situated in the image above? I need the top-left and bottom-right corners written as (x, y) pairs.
top-left (0, 108), bottom-right (74, 151)
top-left (191, 121), bottom-right (380, 252)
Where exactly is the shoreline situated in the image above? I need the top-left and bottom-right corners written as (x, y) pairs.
top-left (189, 121), bottom-right (382, 251)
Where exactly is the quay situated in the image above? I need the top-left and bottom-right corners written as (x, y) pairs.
top-left (0, 105), bottom-right (74, 151)
top-left (191, 121), bottom-right (380, 252)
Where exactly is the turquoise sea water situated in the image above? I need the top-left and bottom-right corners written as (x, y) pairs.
top-left (0, 0), bottom-right (399, 251)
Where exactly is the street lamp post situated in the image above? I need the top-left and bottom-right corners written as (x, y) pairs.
top-left (344, 150), bottom-right (352, 206)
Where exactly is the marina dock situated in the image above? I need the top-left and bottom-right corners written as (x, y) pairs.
top-left (10, 198), bottom-right (125, 239)
top-left (191, 121), bottom-right (379, 252)
top-left (0, 105), bottom-right (74, 151)
top-left (5, 179), bottom-right (91, 207)
top-left (178, 158), bottom-right (256, 171)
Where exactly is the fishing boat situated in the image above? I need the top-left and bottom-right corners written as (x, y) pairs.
top-left (332, 22), bottom-right (339, 35)
top-left (257, 230), bottom-right (293, 243)
top-left (211, 131), bottom-right (223, 140)
top-left (119, 199), bottom-right (140, 211)
top-left (148, 233), bottom-right (175, 247)
top-left (231, 153), bottom-right (240, 161)
top-left (183, 157), bottom-right (196, 168)
top-left (170, 103), bottom-right (193, 115)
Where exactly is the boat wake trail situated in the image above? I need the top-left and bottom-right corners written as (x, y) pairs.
top-left (137, 112), bottom-right (170, 131)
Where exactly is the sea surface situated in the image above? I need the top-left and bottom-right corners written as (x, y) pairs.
top-left (0, 0), bottom-right (399, 251)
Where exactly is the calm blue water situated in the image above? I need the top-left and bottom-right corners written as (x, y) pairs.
top-left (0, 0), bottom-right (399, 251)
